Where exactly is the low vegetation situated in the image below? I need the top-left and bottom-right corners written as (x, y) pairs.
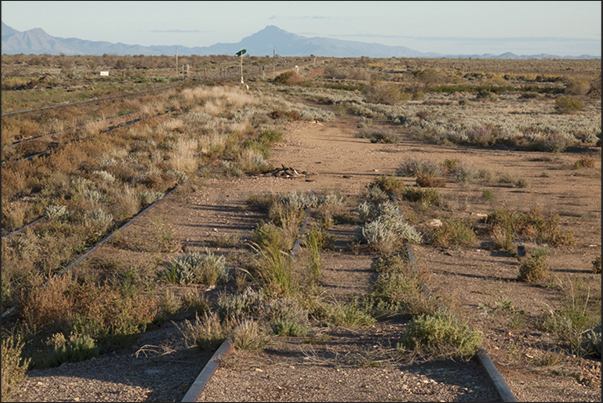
top-left (1, 55), bottom-right (599, 396)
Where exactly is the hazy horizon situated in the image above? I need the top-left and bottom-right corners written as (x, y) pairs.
top-left (2, 1), bottom-right (601, 56)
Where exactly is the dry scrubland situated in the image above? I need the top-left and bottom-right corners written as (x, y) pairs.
top-left (1, 54), bottom-right (601, 401)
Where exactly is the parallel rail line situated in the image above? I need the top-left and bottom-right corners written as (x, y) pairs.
top-left (181, 190), bottom-right (315, 403)
top-left (181, 189), bottom-right (516, 402)
top-left (1, 84), bottom-right (176, 117)
top-left (1, 160), bottom-right (215, 319)
top-left (1, 108), bottom-right (185, 240)
top-left (2, 107), bottom-right (178, 165)
top-left (391, 191), bottom-right (517, 402)
top-left (3, 110), bottom-right (140, 149)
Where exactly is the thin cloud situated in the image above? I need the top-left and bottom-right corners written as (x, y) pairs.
top-left (151, 29), bottom-right (210, 33)
top-left (269, 15), bottom-right (328, 20)
top-left (330, 33), bottom-right (600, 43)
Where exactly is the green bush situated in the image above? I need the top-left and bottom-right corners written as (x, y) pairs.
top-left (369, 272), bottom-right (436, 317)
top-left (363, 80), bottom-right (410, 105)
top-left (42, 333), bottom-right (99, 368)
top-left (1, 333), bottom-right (31, 402)
top-left (401, 187), bottom-right (442, 206)
top-left (431, 218), bottom-right (476, 248)
top-left (555, 96), bottom-right (583, 113)
top-left (260, 129), bottom-right (283, 145)
top-left (518, 248), bottom-right (550, 282)
top-left (159, 249), bottom-right (229, 286)
top-left (312, 297), bottom-right (376, 327)
top-left (482, 189), bottom-right (494, 201)
top-left (487, 208), bottom-right (575, 247)
top-left (539, 277), bottom-right (599, 355)
top-left (356, 127), bottom-right (400, 143)
top-left (369, 175), bottom-right (406, 195)
top-left (398, 310), bottom-right (482, 359)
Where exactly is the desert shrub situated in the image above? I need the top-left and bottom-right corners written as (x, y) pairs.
top-left (540, 277), bottom-right (599, 356)
top-left (20, 275), bottom-right (159, 347)
top-left (363, 80), bottom-right (410, 105)
top-left (573, 156), bottom-right (596, 169)
top-left (531, 133), bottom-right (571, 153)
top-left (401, 187), bottom-right (442, 206)
top-left (266, 296), bottom-right (309, 336)
top-left (593, 255), bottom-right (601, 274)
top-left (365, 186), bottom-right (390, 204)
top-left (303, 226), bottom-right (323, 283)
top-left (555, 96), bottom-right (583, 113)
top-left (158, 249), bottom-right (228, 286)
top-left (355, 127), bottom-right (400, 143)
top-left (396, 157), bottom-right (442, 177)
top-left (138, 190), bottom-right (164, 206)
top-left (580, 324), bottom-right (601, 358)
top-left (515, 177), bottom-right (531, 188)
top-left (564, 80), bottom-right (590, 96)
top-left (160, 289), bottom-right (181, 315)
top-left (42, 333), bottom-right (99, 368)
top-left (216, 288), bottom-right (265, 320)
top-left (453, 165), bottom-right (480, 186)
top-left (372, 254), bottom-right (412, 275)
top-left (181, 289), bottom-right (209, 315)
top-left (482, 189), bottom-right (494, 200)
top-left (274, 71), bottom-right (303, 85)
top-left (232, 319), bottom-right (270, 350)
top-left (442, 158), bottom-right (460, 174)
top-left (431, 218), bottom-right (476, 248)
top-left (486, 208), bottom-right (575, 247)
top-left (518, 248), bottom-right (550, 282)
top-left (398, 310), bottom-right (482, 359)
top-left (416, 173), bottom-right (446, 188)
top-left (250, 240), bottom-right (296, 298)
top-left (1, 333), bottom-right (31, 402)
top-left (476, 89), bottom-right (497, 102)
top-left (369, 174), bottom-right (406, 195)
top-left (259, 129), bottom-right (283, 145)
top-left (311, 297), bottom-right (376, 327)
top-left (368, 272), bottom-right (436, 317)
top-left (358, 203), bottom-right (423, 254)
top-left (246, 192), bottom-right (279, 212)
top-left (43, 205), bottom-right (68, 220)
top-left (176, 311), bottom-right (231, 351)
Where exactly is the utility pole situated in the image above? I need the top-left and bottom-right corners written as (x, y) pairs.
top-left (175, 48), bottom-right (178, 74)
top-left (273, 47), bottom-right (276, 78)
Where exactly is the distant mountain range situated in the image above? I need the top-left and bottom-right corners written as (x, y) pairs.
top-left (1, 22), bottom-right (599, 59)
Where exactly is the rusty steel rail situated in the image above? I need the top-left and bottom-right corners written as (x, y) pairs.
top-left (391, 191), bottom-right (517, 402)
top-left (1, 108), bottom-right (186, 241)
top-left (1, 84), bottom-right (175, 117)
top-left (3, 111), bottom-right (140, 149)
top-left (181, 190), bottom-right (315, 402)
top-left (1, 161), bottom-right (214, 319)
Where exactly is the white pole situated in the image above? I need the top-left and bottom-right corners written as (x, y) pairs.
top-left (240, 54), bottom-right (243, 83)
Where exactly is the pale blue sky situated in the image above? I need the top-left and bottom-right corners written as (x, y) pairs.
top-left (2, 1), bottom-right (601, 56)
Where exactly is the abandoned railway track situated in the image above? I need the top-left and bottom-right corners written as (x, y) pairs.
top-left (1, 159), bottom-right (215, 319)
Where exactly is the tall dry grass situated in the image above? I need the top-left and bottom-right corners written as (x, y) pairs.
top-left (168, 139), bottom-right (199, 172)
